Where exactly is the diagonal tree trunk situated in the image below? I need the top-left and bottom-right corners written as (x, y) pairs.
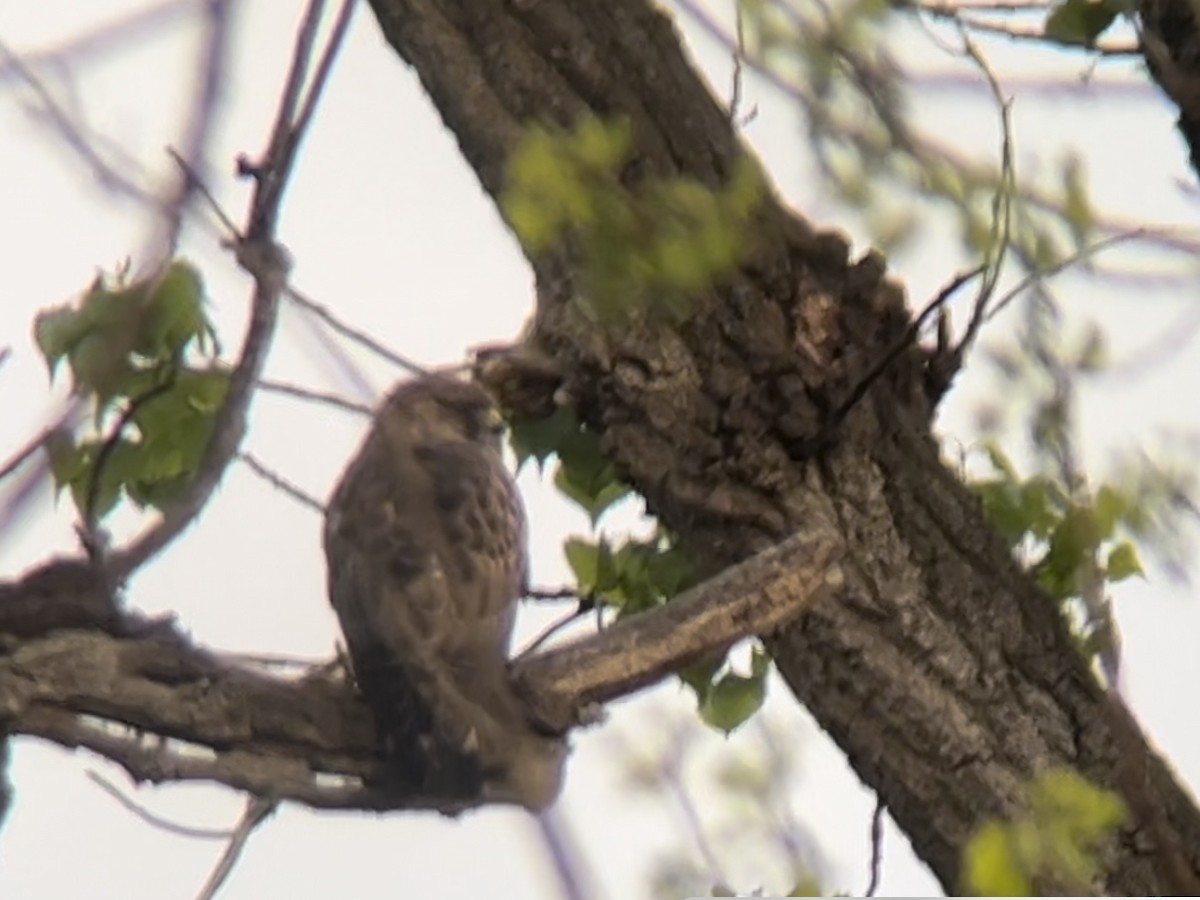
top-left (366, 0), bottom-right (1200, 892)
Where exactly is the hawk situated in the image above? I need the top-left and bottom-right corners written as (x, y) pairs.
top-left (323, 374), bottom-right (565, 810)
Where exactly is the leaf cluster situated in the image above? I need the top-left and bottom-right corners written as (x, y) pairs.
top-left (33, 260), bottom-right (228, 521)
top-left (973, 441), bottom-right (1144, 664)
top-left (512, 406), bottom-right (771, 733)
top-left (502, 115), bottom-right (764, 323)
top-left (962, 767), bottom-right (1125, 895)
top-left (976, 442), bottom-right (1144, 600)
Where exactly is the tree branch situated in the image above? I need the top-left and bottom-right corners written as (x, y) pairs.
top-left (0, 525), bottom-right (840, 814)
top-left (107, 0), bottom-right (353, 580)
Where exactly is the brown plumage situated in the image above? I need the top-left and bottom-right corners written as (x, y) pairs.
top-left (323, 374), bottom-right (564, 810)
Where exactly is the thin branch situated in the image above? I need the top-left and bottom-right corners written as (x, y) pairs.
top-left (534, 808), bottom-right (596, 900)
top-left (664, 745), bottom-right (728, 888)
top-left (87, 770), bottom-right (234, 840)
top-left (288, 0), bottom-right (357, 150)
top-left (152, 0), bottom-right (234, 261)
top-left (0, 39), bottom-right (159, 206)
top-left (84, 377), bottom-right (177, 540)
top-left (107, 0), bottom-right (353, 580)
top-left (0, 0), bottom-right (199, 87)
top-left (514, 521), bottom-right (844, 733)
top-left (865, 797), bottom-right (885, 896)
top-left (193, 796), bottom-right (277, 900)
top-left (674, 0), bottom-right (1200, 265)
top-left (256, 379), bottom-right (372, 416)
top-left (824, 264), bottom-right (984, 428)
top-left (986, 227), bottom-right (1157, 321)
top-left (3, 518), bottom-right (843, 811)
top-left (917, 3), bottom-right (1137, 55)
top-left (0, 429), bottom-right (52, 485)
top-left (954, 32), bottom-right (1014, 358)
top-left (238, 451), bottom-right (325, 515)
top-left (0, 398), bottom-right (87, 538)
top-left (166, 147), bottom-right (241, 237)
top-left (286, 284), bottom-right (427, 376)
top-left (516, 604), bottom-right (594, 658)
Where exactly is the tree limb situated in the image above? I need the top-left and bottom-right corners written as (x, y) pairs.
top-left (0, 527), bottom-right (839, 813)
top-left (362, 0), bottom-right (1200, 893)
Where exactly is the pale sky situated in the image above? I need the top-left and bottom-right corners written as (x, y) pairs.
top-left (1, 2), bottom-right (1198, 899)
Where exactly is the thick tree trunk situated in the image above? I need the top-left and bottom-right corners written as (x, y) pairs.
top-left (367, 0), bottom-right (1200, 892)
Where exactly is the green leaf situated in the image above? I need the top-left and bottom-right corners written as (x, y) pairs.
top-left (787, 875), bottom-right (824, 897)
top-left (508, 407), bottom-right (581, 469)
top-left (1061, 155), bottom-right (1094, 246)
top-left (1044, 0), bottom-right (1120, 46)
top-left (699, 653), bottom-right (770, 733)
top-left (564, 537), bottom-right (600, 594)
top-left (678, 655), bottom-right (723, 700)
top-left (33, 305), bottom-right (88, 377)
top-left (138, 261), bottom-right (207, 358)
top-left (962, 821), bottom-right (1032, 896)
top-left (554, 463), bottom-right (630, 524)
top-left (1105, 541), bottom-right (1144, 582)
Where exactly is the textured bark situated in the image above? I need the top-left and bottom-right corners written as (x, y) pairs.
top-left (0, 530), bottom-right (835, 814)
top-left (1139, 0), bottom-right (1200, 178)
top-left (367, 0), bottom-right (1200, 893)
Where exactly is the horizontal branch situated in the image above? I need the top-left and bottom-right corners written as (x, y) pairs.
top-left (515, 523), bottom-right (844, 733)
top-left (0, 521), bottom-right (842, 813)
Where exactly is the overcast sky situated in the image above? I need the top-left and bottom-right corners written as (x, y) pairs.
top-left (1, 2), bottom-right (1198, 898)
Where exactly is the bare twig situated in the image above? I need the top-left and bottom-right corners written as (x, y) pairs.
top-left (256, 379), bottom-right (372, 416)
top-left (673, 0), bottom-right (1200, 267)
top-left (286, 284), bottom-right (427, 377)
top-left (917, 3), bottom-right (1137, 55)
top-left (108, 0), bottom-right (353, 580)
top-left (824, 264), bottom-right (984, 427)
top-left (238, 451), bottom-right (325, 515)
top-left (865, 797), bottom-right (885, 896)
top-left (0, 399), bottom-right (87, 537)
top-left (166, 148), bottom-right (241, 237)
top-left (663, 745), bottom-right (728, 889)
top-left (288, 0), bottom-right (357, 150)
top-left (525, 585), bottom-right (580, 602)
top-left (516, 604), bottom-right (595, 658)
top-left (87, 770), bottom-right (234, 840)
top-left (954, 33), bottom-right (1014, 357)
top-left (84, 377), bottom-right (177, 540)
top-left (0, 429), bottom-right (52, 485)
top-left (534, 808), bottom-right (596, 900)
top-left (0, 39), bottom-right (158, 206)
top-left (193, 796), bottom-right (277, 900)
top-left (986, 228), bottom-right (1155, 321)
top-left (0, 0), bottom-right (199, 87)
top-left (152, 0), bottom-right (235, 260)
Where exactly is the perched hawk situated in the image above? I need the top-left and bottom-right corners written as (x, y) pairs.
top-left (323, 374), bottom-right (565, 810)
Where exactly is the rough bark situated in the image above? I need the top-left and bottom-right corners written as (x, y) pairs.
top-left (366, 0), bottom-right (1200, 893)
top-left (1139, 0), bottom-right (1200, 178)
top-left (0, 527), bottom-right (837, 813)
top-left (1, 1), bottom-right (1198, 894)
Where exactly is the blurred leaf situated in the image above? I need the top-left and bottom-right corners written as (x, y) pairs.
top-left (509, 407), bottom-right (581, 469)
top-left (699, 648), bottom-right (771, 733)
top-left (138, 261), bottom-right (208, 358)
top-left (962, 821), bottom-right (1032, 896)
top-left (1044, 0), bottom-right (1120, 46)
top-left (554, 462), bottom-right (630, 524)
top-left (1105, 541), bottom-right (1144, 582)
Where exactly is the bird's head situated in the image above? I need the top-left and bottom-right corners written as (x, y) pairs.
top-left (378, 374), bottom-right (506, 449)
